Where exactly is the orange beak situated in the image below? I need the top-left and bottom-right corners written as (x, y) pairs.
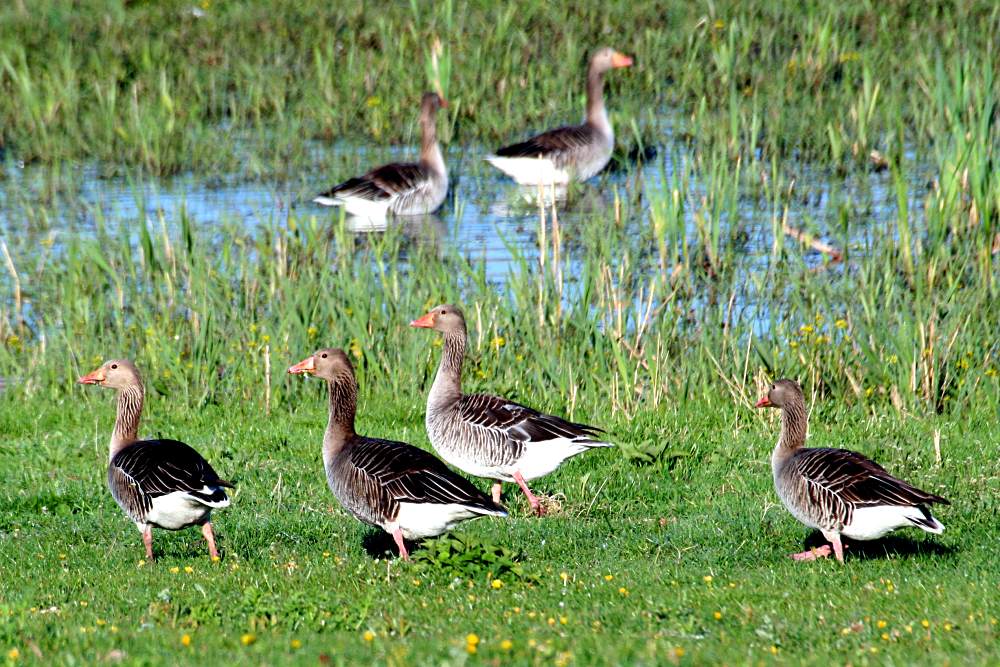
top-left (409, 312), bottom-right (436, 328)
top-left (77, 368), bottom-right (105, 385)
top-left (288, 356), bottom-right (316, 375)
top-left (755, 396), bottom-right (772, 408)
top-left (611, 52), bottom-right (634, 68)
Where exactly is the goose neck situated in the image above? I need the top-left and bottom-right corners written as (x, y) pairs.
top-left (323, 374), bottom-right (357, 462)
top-left (111, 385), bottom-right (144, 458)
top-left (585, 67), bottom-right (610, 135)
top-left (778, 399), bottom-right (808, 451)
top-left (420, 113), bottom-right (445, 176)
top-left (429, 329), bottom-right (465, 408)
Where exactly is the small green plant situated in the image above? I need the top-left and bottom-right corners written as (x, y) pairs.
top-left (412, 533), bottom-right (537, 583)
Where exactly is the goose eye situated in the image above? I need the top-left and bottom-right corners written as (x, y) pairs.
top-left (321, 353), bottom-right (328, 359)
top-left (111, 364), bottom-right (118, 369)
top-left (439, 309), bottom-right (446, 315)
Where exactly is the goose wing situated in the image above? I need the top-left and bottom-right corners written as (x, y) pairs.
top-left (459, 393), bottom-right (609, 446)
top-left (318, 162), bottom-right (430, 203)
top-left (494, 124), bottom-right (601, 167)
top-left (791, 447), bottom-right (949, 529)
top-left (110, 439), bottom-right (233, 510)
top-left (349, 437), bottom-right (504, 513)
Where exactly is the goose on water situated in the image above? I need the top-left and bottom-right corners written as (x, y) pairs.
top-left (288, 348), bottom-right (506, 560)
top-left (314, 92), bottom-right (449, 218)
top-left (78, 360), bottom-right (233, 560)
top-left (410, 305), bottom-right (612, 516)
top-left (756, 379), bottom-right (949, 562)
top-left (485, 47), bottom-right (633, 186)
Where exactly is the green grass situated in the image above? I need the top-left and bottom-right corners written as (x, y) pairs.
top-left (1, 1), bottom-right (998, 175)
top-left (2, 0), bottom-right (1000, 663)
top-left (2, 388), bottom-right (997, 665)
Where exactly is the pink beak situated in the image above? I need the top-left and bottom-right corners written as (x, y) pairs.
top-left (287, 356), bottom-right (316, 375)
top-left (409, 312), bottom-right (436, 328)
top-left (755, 396), bottom-right (772, 408)
top-left (612, 52), bottom-right (634, 68)
top-left (78, 369), bottom-right (105, 385)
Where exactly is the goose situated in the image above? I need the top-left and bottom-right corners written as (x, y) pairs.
top-left (77, 360), bottom-right (233, 560)
top-left (410, 305), bottom-right (612, 516)
top-left (485, 47), bottom-right (633, 186)
top-left (756, 379), bottom-right (949, 562)
top-left (313, 92), bottom-right (448, 218)
top-left (288, 348), bottom-right (506, 560)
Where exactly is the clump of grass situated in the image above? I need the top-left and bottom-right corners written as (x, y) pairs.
top-left (1, 1), bottom-right (999, 175)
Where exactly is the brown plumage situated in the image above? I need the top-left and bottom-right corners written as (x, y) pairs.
top-left (314, 92), bottom-right (448, 217)
top-left (288, 348), bottom-right (506, 560)
top-left (410, 305), bottom-right (611, 516)
top-left (486, 47), bottom-right (633, 184)
top-left (756, 379), bottom-right (949, 562)
top-left (78, 360), bottom-right (232, 561)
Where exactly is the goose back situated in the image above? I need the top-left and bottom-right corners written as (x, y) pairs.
top-left (109, 439), bottom-right (233, 530)
top-left (775, 446), bottom-right (949, 536)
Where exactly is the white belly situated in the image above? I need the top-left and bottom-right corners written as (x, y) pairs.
top-left (485, 156), bottom-right (571, 186)
top-left (842, 505), bottom-right (941, 540)
top-left (145, 492), bottom-right (219, 530)
top-left (393, 502), bottom-right (480, 540)
top-left (508, 439), bottom-right (593, 481)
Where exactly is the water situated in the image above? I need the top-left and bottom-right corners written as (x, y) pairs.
top-left (0, 140), bottom-right (932, 289)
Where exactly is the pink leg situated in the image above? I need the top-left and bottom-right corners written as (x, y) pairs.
top-left (491, 482), bottom-right (503, 504)
top-left (391, 527), bottom-right (409, 561)
top-left (830, 534), bottom-right (845, 562)
top-left (201, 522), bottom-right (220, 560)
top-left (512, 471), bottom-right (545, 516)
top-left (789, 544), bottom-right (832, 561)
top-left (142, 525), bottom-right (154, 561)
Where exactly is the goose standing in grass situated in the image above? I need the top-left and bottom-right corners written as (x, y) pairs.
top-left (78, 360), bottom-right (233, 561)
top-left (410, 305), bottom-right (612, 516)
top-left (756, 379), bottom-right (949, 562)
top-left (485, 47), bottom-right (633, 185)
top-left (313, 92), bottom-right (448, 218)
top-left (288, 348), bottom-right (506, 560)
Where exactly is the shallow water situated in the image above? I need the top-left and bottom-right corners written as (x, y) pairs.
top-left (0, 139), bottom-right (931, 289)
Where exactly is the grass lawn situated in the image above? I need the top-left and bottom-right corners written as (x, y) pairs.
top-left (2, 389), bottom-right (996, 665)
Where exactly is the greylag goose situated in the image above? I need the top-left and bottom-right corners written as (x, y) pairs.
top-left (410, 305), bottom-right (612, 516)
top-left (756, 379), bottom-right (949, 562)
top-left (77, 360), bottom-right (233, 561)
top-left (313, 92), bottom-right (448, 217)
top-left (288, 348), bottom-right (506, 560)
top-left (485, 47), bottom-right (633, 185)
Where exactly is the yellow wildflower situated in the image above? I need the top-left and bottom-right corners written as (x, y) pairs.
top-left (921, 619), bottom-right (930, 628)
top-left (877, 620), bottom-right (886, 629)
top-left (241, 633), bottom-right (256, 646)
top-left (500, 639), bottom-right (513, 651)
top-left (307, 326), bottom-right (318, 339)
top-left (834, 319), bottom-right (848, 329)
top-left (604, 574), bottom-right (613, 581)
top-left (7, 649), bottom-right (20, 660)
top-left (363, 630), bottom-right (375, 642)
top-left (713, 611), bottom-right (722, 620)
top-left (703, 575), bottom-right (713, 583)
top-left (181, 634), bottom-right (191, 647)
top-left (491, 579), bottom-right (503, 590)
top-left (618, 587), bottom-right (629, 597)
top-left (290, 639), bottom-right (302, 649)
top-left (184, 566), bottom-right (193, 574)
top-left (169, 566), bottom-right (180, 574)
